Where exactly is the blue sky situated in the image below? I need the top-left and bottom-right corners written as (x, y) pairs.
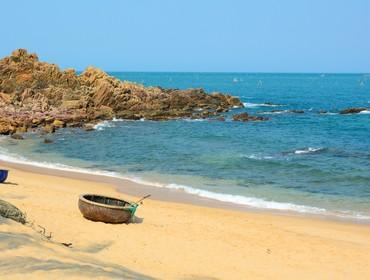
top-left (0, 0), bottom-right (369, 72)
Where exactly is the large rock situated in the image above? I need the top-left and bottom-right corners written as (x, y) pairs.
top-left (0, 49), bottom-right (244, 134)
top-left (339, 108), bottom-right (369, 114)
top-left (52, 119), bottom-right (65, 128)
top-left (43, 124), bottom-right (56, 134)
top-left (233, 112), bottom-right (268, 122)
top-left (0, 121), bottom-right (15, 135)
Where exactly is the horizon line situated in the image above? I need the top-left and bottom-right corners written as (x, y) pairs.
top-left (76, 70), bottom-right (370, 75)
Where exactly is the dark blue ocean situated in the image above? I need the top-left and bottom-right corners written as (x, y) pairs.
top-left (1, 73), bottom-right (370, 219)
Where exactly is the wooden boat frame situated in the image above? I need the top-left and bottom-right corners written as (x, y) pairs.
top-left (78, 194), bottom-right (137, 224)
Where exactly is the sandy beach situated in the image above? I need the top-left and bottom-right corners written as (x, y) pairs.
top-left (1, 0), bottom-right (369, 279)
top-left (0, 163), bottom-right (369, 279)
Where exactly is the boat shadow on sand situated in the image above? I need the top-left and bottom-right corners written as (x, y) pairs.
top-left (1, 181), bottom-right (18, 186)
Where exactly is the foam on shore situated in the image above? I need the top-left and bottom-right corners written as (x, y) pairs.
top-left (93, 121), bottom-right (115, 131)
top-left (243, 102), bottom-right (283, 108)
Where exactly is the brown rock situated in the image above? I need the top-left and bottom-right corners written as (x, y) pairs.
top-left (61, 100), bottom-right (81, 110)
top-left (16, 126), bottom-right (28, 134)
top-left (83, 123), bottom-right (95, 131)
top-left (0, 121), bottom-right (15, 135)
top-left (94, 106), bottom-right (113, 120)
top-left (0, 49), bottom-right (244, 134)
top-left (52, 119), bottom-right (65, 128)
top-left (233, 112), bottom-right (268, 122)
top-left (44, 138), bottom-right (54, 144)
top-left (32, 119), bottom-right (42, 126)
top-left (216, 107), bottom-right (224, 113)
top-left (339, 108), bottom-right (369, 114)
top-left (290, 110), bottom-right (304, 114)
top-left (233, 113), bottom-right (250, 121)
top-left (43, 124), bottom-right (56, 134)
top-left (11, 133), bottom-right (24, 140)
top-left (0, 93), bottom-right (11, 104)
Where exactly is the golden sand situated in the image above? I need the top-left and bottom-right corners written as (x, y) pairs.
top-left (1, 165), bottom-right (370, 279)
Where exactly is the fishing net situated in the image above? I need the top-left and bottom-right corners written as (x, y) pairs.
top-left (0, 199), bottom-right (26, 224)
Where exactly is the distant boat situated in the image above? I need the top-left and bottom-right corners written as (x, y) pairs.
top-left (0, 170), bottom-right (8, 183)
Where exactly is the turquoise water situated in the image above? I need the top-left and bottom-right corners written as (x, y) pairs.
top-left (1, 73), bottom-right (370, 219)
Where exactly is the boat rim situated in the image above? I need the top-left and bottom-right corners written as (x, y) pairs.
top-left (79, 194), bottom-right (134, 210)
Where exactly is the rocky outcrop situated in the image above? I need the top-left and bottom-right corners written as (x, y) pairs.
top-left (339, 108), bottom-right (369, 114)
top-left (0, 49), bottom-right (243, 135)
top-left (232, 112), bottom-right (268, 122)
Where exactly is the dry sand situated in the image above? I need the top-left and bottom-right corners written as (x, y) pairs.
top-left (1, 165), bottom-right (370, 279)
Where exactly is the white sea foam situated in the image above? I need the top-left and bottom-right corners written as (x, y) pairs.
top-left (0, 148), bottom-right (369, 220)
top-left (112, 118), bottom-right (154, 122)
top-left (112, 117), bottom-right (125, 122)
top-left (294, 147), bottom-right (325, 155)
top-left (93, 121), bottom-right (115, 131)
top-left (242, 154), bottom-right (274, 160)
top-left (194, 108), bottom-right (204, 112)
top-left (320, 112), bottom-right (338, 115)
top-left (259, 110), bottom-right (289, 115)
top-left (359, 110), bottom-right (370, 114)
top-left (116, 175), bottom-right (327, 214)
top-left (243, 102), bottom-right (283, 108)
top-left (0, 149), bottom-right (118, 178)
top-left (183, 118), bottom-right (206, 122)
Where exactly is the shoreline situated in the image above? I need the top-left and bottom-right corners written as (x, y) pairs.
top-left (1, 158), bottom-right (369, 226)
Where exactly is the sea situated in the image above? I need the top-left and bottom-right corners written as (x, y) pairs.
top-left (1, 73), bottom-right (370, 220)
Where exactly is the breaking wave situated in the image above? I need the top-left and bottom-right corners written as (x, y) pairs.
top-left (319, 112), bottom-right (338, 115)
top-left (359, 110), bottom-right (370, 115)
top-left (93, 121), bottom-right (115, 131)
top-left (241, 154), bottom-right (274, 160)
top-left (259, 110), bottom-right (290, 115)
top-left (294, 147), bottom-right (326, 155)
top-left (0, 146), bottom-right (369, 220)
top-left (243, 102), bottom-right (284, 108)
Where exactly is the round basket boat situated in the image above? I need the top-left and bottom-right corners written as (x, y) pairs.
top-left (0, 170), bottom-right (9, 183)
top-left (78, 194), bottom-right (137, 224)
